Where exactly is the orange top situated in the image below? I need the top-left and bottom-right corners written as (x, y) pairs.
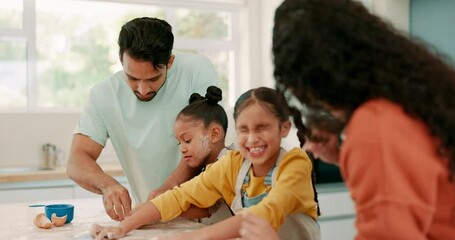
top-left (339, 99), bottom-right (455, 240)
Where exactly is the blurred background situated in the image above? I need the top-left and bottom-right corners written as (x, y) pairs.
top-left (1, 1), bottom-right (454, 238)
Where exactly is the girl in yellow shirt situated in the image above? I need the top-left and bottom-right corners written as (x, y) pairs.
top-left (91, 87), bottom-right (320, 240)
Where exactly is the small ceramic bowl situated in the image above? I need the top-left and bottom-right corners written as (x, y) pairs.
top-left (45, 204), bottom-right (74, 224)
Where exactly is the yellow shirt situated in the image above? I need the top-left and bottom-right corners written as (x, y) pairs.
top-left (151, 147), bottom-right (318, 229)
top-left (242, 168), bottom-right (272, 197)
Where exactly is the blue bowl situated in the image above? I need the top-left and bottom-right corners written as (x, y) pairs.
top-left (45, 204), bottom-right (74, 224)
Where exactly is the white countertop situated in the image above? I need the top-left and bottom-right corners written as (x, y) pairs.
top-left (0, 198), bottom-right (204, 240)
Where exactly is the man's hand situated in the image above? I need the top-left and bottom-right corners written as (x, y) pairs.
top-left (101, 184), bottom-right (132, 221)
top-left (68, 134), bottom-right (132, 221)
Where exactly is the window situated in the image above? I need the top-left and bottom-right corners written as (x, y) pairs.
top-left (0, 40), bottom-right (27, 107)
top-left (0, 0), bottom-right (244, 110)
top-left (0, 0), bottom-right (23, 29)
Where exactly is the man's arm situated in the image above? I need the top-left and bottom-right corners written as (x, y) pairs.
top-left (67, 134), bottom-right (131, 221)
top-left (147, 158), bottom-right (199, 200)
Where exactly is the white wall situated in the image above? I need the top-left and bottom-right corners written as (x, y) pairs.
top-left (372, 0), bottom-right (410, 33)
top-left (0, 112), bottom-right (79, 167)
top-left (0, 112), bottom-right (117, 168)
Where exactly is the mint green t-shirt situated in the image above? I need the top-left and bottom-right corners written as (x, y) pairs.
top-left (74, 52), bottom-right (220, 203)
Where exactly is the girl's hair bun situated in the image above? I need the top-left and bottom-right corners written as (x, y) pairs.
top-left (205, 86), bottom-right (222, 104)
top-left (189, 92), bottom-right (205, 104)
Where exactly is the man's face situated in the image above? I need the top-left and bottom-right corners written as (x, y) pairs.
top-left (121, 52), bottom-right (174, 102)
top-left (303, 128), bottom-right (340, 165)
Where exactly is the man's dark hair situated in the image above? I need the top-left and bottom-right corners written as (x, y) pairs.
top-left (118, 17), bottom-right (174, 69)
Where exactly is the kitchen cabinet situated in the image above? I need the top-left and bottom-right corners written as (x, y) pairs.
top-left (317, 183), bottom-right (357, 239)
top-left (0, 186), bottom-right (73, 203)
top-left (319, 218), bottom-right (356, 240)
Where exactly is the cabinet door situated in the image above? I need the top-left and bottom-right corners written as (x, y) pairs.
top-left (318, 191), bottom-right (355, 217)
top-left (320, 218), bottom-right (356, 240)
top-left (318, 189), bottom-right (357, 239)
top-left (0, 187), bottom-right (73, 204)
top-left (72, 185), bottom-right (101, 199)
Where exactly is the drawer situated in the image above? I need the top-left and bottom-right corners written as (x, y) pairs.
top-left (318, 191), bottom-right (355, 218)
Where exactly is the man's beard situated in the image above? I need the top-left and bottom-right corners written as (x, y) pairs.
top-left (134, 72), bottom-right (167, 102)
top-left (134, 91), bottom-right (156, 102)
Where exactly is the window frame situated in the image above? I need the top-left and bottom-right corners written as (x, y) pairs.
top-left (0, 0), bottom-right (247, 111)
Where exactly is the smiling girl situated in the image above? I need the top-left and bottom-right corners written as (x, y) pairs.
top-left (91, 87), bottom-right (319, 240)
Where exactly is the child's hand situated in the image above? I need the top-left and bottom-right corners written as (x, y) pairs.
top-left (90, 223), bottom-right (127, 240)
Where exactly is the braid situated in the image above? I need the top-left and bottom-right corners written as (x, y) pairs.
top-left (289, 106), bottom-right (320, 216)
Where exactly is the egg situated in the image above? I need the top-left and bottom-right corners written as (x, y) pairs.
top-left (51, 213), bottom-right (67, 227)
top-left (33, 213), bottom-right (53, 229)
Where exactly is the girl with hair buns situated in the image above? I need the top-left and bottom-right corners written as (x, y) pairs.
top-left (173, 85), bottom-right (233, 224)
top-left (91, 87), bottom-right (320, 240)
top-left (175, 85), bottom-right (229, 172)
top-left (133, 85), bottom-right (233, 223)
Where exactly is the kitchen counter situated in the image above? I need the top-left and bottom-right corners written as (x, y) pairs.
top-left (0, 164), bottom-right (124, 183)
top-left (0, 198), bottom-right (205, 239)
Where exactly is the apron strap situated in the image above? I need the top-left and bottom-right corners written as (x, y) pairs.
top-left (231, 157), bottom-right (251, 213)
top-left (232, 148), bottom-right (287, 212)
top-left (271, 148), bottom-right (286, 187)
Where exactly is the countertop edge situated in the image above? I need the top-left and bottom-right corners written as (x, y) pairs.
top-left (0, 164), bottom-right (124, 184)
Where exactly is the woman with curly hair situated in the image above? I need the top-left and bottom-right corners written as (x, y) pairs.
top-left (270, 0), bottom-right (455, 239)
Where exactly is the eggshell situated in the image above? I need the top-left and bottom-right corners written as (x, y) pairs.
top-left (34, 213), bottom-right (53, 229)
top-left (51, 213), bottom-right (67, 227)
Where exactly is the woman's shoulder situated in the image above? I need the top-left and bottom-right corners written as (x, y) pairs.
top-left (348, 98), bottom-right (425, 138)
top-left (350, 98), bottom-right (408, 125)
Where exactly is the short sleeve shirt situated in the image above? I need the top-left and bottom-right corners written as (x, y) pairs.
top-left (74, 52), bottom-right (220, 203)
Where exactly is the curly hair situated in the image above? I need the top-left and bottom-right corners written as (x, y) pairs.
top-left (273, 0), bottom-right (455, 176)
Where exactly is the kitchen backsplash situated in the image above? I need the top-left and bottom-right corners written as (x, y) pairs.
top-left (0, 112), bottom-right (117, 168)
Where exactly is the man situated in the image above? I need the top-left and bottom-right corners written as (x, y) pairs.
top-left (67, 17), bottom-right (219, 221)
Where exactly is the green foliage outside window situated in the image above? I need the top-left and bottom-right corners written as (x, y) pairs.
top-left (0, 0), bottom-right (234, 109)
